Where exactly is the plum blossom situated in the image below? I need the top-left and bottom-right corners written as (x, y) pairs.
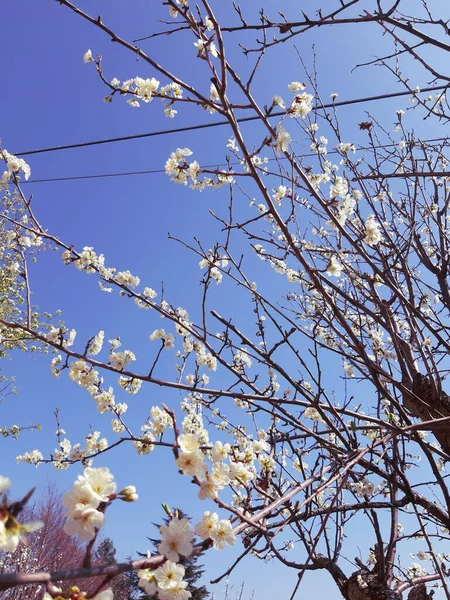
top-left (138, 558), bottom-right (159, 595)
top-left (272, 95), bottom-right (285, 108)
top-left (62, 479), bottom-right (100, 518)
top-left (88, 331), bottom-right (105, 355)
top-left (158, 517), bottom-right (195, 561)
top-left (117, 485), bottom-right (138, 502)
top-left (194, 511), bottom-right (219, 541)
top-left (175, 450), bottom-right (207, 480)
top-left (289, 92), bottom-right (313, 118)
top-left (304, 407), bottom-right (326, 423)
top-left (198, 479), bottom-right (220, 500)
top-left (82, 467), bottom-right (116, 502)
top-left (288, 81), bottom-right (306, 91)
top-left (109, 350), bottom-right (136, 370)
top-left (275, 125), bottom-right (291, 154)
top-left (326, 256), bottom-right (343, 277)
top-left (134, 77), bottom-right (160, 102)
top-left (330, 177), bottom-right (348, 199)
top-left (159, 581), bottom-right (191, 600)
top-left (16, 449), bottom-right (43, 466)
top-left (194, 512), bottom-right (235, 550)
top-left (273, 185), bottom-right (287, 205)
top-left (62, 468), bottom-right (119, 542)
top-left (210, 519), bottom-right (236, 550)
top-left (178, 433), bottom-right (201, 453)
top-left (115, 270), bottom-right (140, 288)
top-left (69, 360), bottom-right (100, 389)
top-left (211, 441), bottom-right (231, 462)
top-left (63, 507), bottom-right (105, 542)
top-left (1, 151), bottom-right (31, 181)
top-left (154, 561), bottom-right (185, 589)
top-left (364, 215), bottom-right (383, 246)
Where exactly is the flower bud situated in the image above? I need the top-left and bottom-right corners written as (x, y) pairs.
top-left (118, 485), bottom-right (138, 502)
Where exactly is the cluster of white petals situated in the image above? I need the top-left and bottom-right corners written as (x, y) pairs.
top-left (138, 512), bottom-right (235, 599)
top-left (159, 516), bottom-right (195, 562)
top-left (63, 467), bottom-right (117, 541)
top-left (1, 150), bottom-right (31, 182)
top-left (275, 125), bottom-right (291, 154)
top-left (364, 214), bottom-right (383, 246)
top-left (194, 512), bottom-right (236, 549)
top-left (165, 147), bottom-right (233, 190)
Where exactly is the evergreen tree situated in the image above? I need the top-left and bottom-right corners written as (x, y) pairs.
top-left (95, 537), bottom-right (117, 565)
top-left (134, 509), bottom-right (209, 600)
top-left (95, 537), bottom-right (134, 600)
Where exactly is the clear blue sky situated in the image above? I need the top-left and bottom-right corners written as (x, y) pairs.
top-left (2, 1), bottom-right (445, 598)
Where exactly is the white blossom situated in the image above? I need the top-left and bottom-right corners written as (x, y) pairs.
top-left (158, 517), bottom-right (195, 562)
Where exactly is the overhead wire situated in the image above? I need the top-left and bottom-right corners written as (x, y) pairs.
top-left (14, 84), bottom-right (447, 158)
top-left (20, 136), bottom-right (450, 185)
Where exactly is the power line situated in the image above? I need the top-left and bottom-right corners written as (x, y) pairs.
top-left (21, 168), bottom-right (165, 184)
top-left (14, 84), bottom-right (447, 158)
top-left (20, 136), bottom-right (449, 185)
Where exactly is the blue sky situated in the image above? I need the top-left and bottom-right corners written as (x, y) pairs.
top-left (2, 1), bottom-right (448, 598)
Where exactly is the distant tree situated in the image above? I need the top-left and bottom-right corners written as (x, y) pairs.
top-left (95, 537), bottom-right (117, 566)
top-left (94, 537), bottom-right (134, 600)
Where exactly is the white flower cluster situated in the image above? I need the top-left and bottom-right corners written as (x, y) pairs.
top-left (95, 52), bottom-right (184, 117)
top-left (275, 125), bottom-right (291, 154)
top-left (46, 326), bottom-right (76, 348)
top-left (83, 52), bottom-right (162, 109)
top-left (63, 467), bottom-right (136, 542)
top-left (351, 478), bottom-right (375, 498)
top-left (16, 449), bottom-right (44, 466)
top-left (108, 348), bottom-right (135, 373)
top-left (62, 246), bottom-right (105, 274)
top-left (138, 512), bottom-right (235, 600)
top-left (62, 467), bottom-right (115, 541)
top-left (150, 328), bottom-right (175, 349)
top-left (328, 193), bottom-right (357, 229)
top-left (233, 348), bottom-right (252, 371)
top-left (128, 76), bottom-right (160, 106)
top-left (338, 142), bottom-right (356, 154)
top-left (199, 251), bottom-right (229, 285)
top-left (330, 176), bottom-right (348, 200)
top-left (165, 147), bottom-right (233, 190)
top-left (303, 407), bottom-right (326, 424)
top-left (326, 256), bottom-right (343, 278)
top-left (119, 375), bottom-right (142, 394)
top-left (287, 84), bottom-right (313, 119)
top-left (146, 406), bottom-right (174, 436)
top-left (363, 214), bottom-right (383, 246)
top-left (174, 429), bottom-right (271, 499)
top-left (272, 184), bottom-right (290, 205)
top-left (194, 38), bottom-right (218, 58)
top-left (62, 247), bottom-right (141, 295)
top-left (194, 511), bottom-right (235, 549)
top-left (139, 560), bottom-right (191, 600)
top-left (167, 0), bottom-right (189, 19)
top-left (1, 150), bottom-right (31, 182)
